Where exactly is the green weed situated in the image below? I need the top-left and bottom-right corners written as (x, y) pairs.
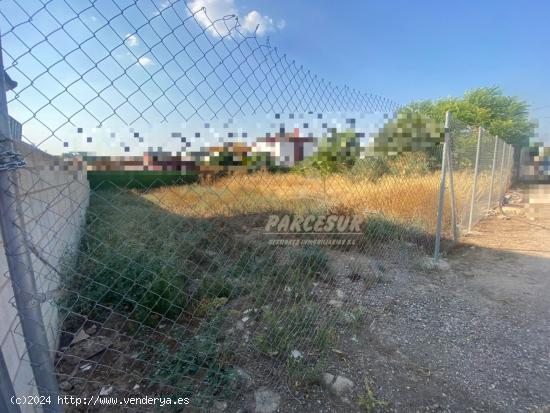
top-left (357, 378), bottom-right (390, 412)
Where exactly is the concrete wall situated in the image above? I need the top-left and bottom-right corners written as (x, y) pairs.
top-left (0, 140), bottom-right (89, 412)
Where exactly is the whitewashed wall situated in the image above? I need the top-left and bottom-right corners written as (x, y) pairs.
top-left (0, 140), bottom-right (89, 412)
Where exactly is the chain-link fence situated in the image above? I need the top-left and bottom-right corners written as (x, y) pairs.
top-left (443, 117), bottom-right (515, 239)
top-left (0, 1), bottom-right (516, 412)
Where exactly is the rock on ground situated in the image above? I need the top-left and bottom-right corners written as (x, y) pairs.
top-left (254, 388), bottom-right (281, 413)
top-left (322, 373), bottom-right (354, 396)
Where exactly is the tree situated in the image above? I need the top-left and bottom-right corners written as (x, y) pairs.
top-left (406, 87), bottom-right (535, 147)
top-left (371, 111), bottom-right (445, 156)
top-left (301, 130), bottom-right (362, 173)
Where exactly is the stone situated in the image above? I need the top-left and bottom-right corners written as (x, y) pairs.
top-left (59, 381), bottom-right (73, 391)
top-left (323, 373), bottom-right (354, 396)
top-left (66, 335), bottom-right (112, 363)
top-left (291, 349), bottom-right (302, 359)
top-left (99, 386), bottom-right (113, 396)
top-left (254, 388), bottom-right (281, 413)
top-left (432, 258), bottom-right (450, 271)
top-left (328, 299), bottom-right (343, 308)
top-left (420, 257), bottom-right (450, 272)
top-left (71, 329), bottom-right (90, 345)
top-left (322, 373), bottom-right (335, 385)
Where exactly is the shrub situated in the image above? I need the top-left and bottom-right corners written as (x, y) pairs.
top-left (253, 304), bottom-right (335, 357)
top-left (349, 156), bottom-right (390, 182)
top-left (386, 152), bottom-right (432, 176)
top-left (149, 314), bottom-right (237, 404)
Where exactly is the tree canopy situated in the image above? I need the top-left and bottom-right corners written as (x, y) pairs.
top-left (300, 130), bottom-right (362, 173)
top-left (372, 111), bottom-right (445, 156)
top-left (406, 87), bottom-right (534, 147)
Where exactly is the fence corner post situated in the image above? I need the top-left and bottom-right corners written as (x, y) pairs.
top-left (0, 34), bottom-right (62, 413)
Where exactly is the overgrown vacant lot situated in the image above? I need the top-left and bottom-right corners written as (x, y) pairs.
top-left (145, 171), bottom-right (445, 222)
top-left (56, 168), bottom-right (492, 411)
top-left (143, 169), bottom-right (491, 231)
top-left (59, 188), bottom-right (348, 408)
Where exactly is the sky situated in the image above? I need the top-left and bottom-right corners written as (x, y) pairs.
top-left (239, 0), bottom-right (550, 141)
top-left (1, 0), bottom-right (549, 154)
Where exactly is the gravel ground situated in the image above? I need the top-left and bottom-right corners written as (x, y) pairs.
top-left (225, 187), bottom-right (550, 413)
top-left (49, 188), bottom-right (550, 412)
top-left (348, 195), bottom-right (550, 412)
top-left (224, 187), bottom-right (550, 412)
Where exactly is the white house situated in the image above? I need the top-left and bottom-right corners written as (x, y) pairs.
top-left (253, 128), bottom-right (317, 166)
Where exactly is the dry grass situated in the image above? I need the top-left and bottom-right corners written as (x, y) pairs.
top-left (140, 169), bottom-right (492, 233)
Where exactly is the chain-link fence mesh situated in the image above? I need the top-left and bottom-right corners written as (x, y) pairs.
top-left (447, 117), bottom-right (514, 238)
top-left (0, 1), bottom-right (516, 412)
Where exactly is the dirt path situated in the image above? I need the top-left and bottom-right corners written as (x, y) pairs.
top-left (346, 187), bottom-right (550, 412)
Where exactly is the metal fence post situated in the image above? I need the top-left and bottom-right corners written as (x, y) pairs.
top-left (467, 126), bottom-right (483, 232)
top-left (507, 146), bottom-right (514, 189)
top-left (487, 136), bottom-right (499, 209)
top-left (0, 36), bottom-right (62, 413)
top-left (498, 142), bottom-right (508, 206)
top-left (445, 116), bottom-right (458, 243)
top-left (434, 111), bottom-right (451, 260)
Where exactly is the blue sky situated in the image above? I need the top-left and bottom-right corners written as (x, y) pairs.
top-left (241, 0), bottom-right (550, 141)
top-left (1, 0), bottom-right (549, 153)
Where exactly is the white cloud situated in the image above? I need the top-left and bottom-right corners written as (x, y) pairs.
top-left (187, 0), bottom-right (283, 37)
top-left (125, 34), bottom-right (140, 47)
top-left (138, 56), bottom-right (154, 66)
top-left (241, 10), bottom-right (273, 36)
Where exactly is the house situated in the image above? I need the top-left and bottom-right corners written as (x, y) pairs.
top-left (85, 155), bottom-right (144, 171)
top-left (143, 151), bottom-right (197, 173)
top-left (253, 128), bottom-right (317, 166)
